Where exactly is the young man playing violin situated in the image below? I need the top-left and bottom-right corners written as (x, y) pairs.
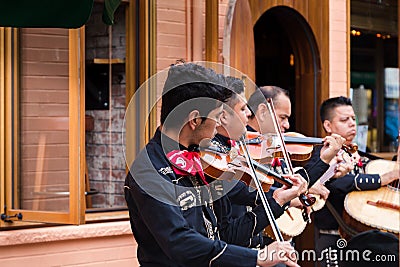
top-left (124, 63), bottom-right (300, 267)
top-left (310, 96), bottom-right (399, 267)
top-left (209, 77), bottom-right (308, 250)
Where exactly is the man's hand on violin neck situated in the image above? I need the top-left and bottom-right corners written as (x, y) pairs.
top-left (332, 160), bottom-right (353, 179)
top-left (308, 182), bottom-right (330, 200)
top-left (272, 174), bottom-right (308, 206)
top-left (320, 134), bottom-right (346, 164)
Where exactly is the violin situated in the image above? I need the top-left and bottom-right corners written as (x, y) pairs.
top-left (282, 132), bottom-right (318, 161)
top-left (244, 132), bottom-right (313, 162)
top-left (246, 130), bottom-right (359, 162)
top-left (283, 133), bottom-right (358, 156)
top-left (226, 155), bottom-right (275, 192)
top-left (201, 137), bottom-right (297, 242)
top-left (199, 141), bottom-right (294, 192)
top-left (243, 131), bottom-right (275, 163)
top-left (200, 149), bottom-right (274, 192)
top-left (289, 134), bottom-right (355, 162)
top-left (200, 148), bottom-right (237, 182)
top-left (246, 132), bottom-right (316, 162)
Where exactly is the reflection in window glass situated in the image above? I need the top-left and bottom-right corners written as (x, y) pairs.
top-left (17, 28), bottom-right (70, 211)
top-left (350, 0), bottom-right (398, 152)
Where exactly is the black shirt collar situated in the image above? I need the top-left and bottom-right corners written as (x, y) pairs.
top-left (246, 125), bottom-right (257, 132)
top-left (213, 133), bottom-right (231, 148)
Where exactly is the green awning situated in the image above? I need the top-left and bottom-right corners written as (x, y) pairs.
top-left (102, 0), bottom-right (122, 26)
top-left (0, 0), bottom-right (121, 28)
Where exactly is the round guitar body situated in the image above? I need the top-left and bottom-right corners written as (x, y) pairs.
top-left (264, 207), bottom-right (307, 241)
top-left (311, 195), bottom-right (326, 212)
top-left (341, 187), bottom-right (400, 240)
top-left (365, 159), bottom-right (397, 176)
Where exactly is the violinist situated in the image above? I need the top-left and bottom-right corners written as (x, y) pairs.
top-left (310, 96), bottom-right (399, 267)
top-left (246, 86), bottom-right (348, 203)
top-left (210, 77), bottom-right (307, 249)
top-left (124, 62), bottom-right (299, 267)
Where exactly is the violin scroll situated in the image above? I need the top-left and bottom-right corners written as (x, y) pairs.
top-left (342, 143), bottom-right (358, 154)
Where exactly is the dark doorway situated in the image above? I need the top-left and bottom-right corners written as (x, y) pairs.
top-left (254, 7), bottom-right (321, 136)
top-left (253, 8), bottom-right (321, 267)
top-left (254, 11), bottom-right (296, 130)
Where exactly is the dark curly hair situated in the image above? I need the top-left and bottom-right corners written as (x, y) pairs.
top-left (247, 86), bottom-right (289, 118)
top-left (320, 96), bottom-right (352, 123)
top-left (160, 63), bottom-right (233, 129)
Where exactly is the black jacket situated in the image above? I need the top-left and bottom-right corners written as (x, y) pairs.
top-left (125, 129), bottom-right (265, 267)
top-left (211, 133), bottom-right (287, 248)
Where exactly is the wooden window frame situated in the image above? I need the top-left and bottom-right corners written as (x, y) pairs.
top-left (0, 0), bottom-right (157, 228)
top-left (85, 0), bottom-right (156, 222)
top-left (0, 28), bottom-right (84, 227)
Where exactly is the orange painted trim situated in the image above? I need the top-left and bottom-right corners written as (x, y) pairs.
top-left (205, 0), bottom-right (218, 62)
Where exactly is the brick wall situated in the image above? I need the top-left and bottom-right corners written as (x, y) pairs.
top-left (85, 3), bottom-right (127, 208)
top-left (155, 0), bottom-right (229, 122)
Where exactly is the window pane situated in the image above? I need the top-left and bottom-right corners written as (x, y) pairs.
top-left (384, 68), bottom-right (399, 151)
top-left (16, 28), bottom-right (70, 212)
top-left (351, 0), bottom-right (398, 152)
top-left (85, 3), bottom-right (127, 209)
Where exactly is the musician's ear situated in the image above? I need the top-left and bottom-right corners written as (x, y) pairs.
top-left (188, 110), bottom-right (200, 130)
top-left (323, 120), bottom-right (331, 134)
top-left (258, 103), bottom-right (267, 121)
top-left (219, 109), bottom-right (229, 125)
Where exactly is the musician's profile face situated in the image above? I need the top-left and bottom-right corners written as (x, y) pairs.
top-left (218, 92), bottom-right (250, 140)
top-left (274, 93), bottom-right (291, 133)
top-left (256, 93), bottom-right (291, 135)
top-left (194, 105), bottom-right (224, 142)
top-left (325, 105), bottom-right (357, 143)
top-left (234, 93), bottom-right (251, 126)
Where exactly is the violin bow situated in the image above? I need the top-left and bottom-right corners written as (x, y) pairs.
top-left (265, 98), bottom-right (315, 221)
top-left (265, 98), bottom-right (295, 176)
top-left (238, 136), bottom-right (284, 242)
